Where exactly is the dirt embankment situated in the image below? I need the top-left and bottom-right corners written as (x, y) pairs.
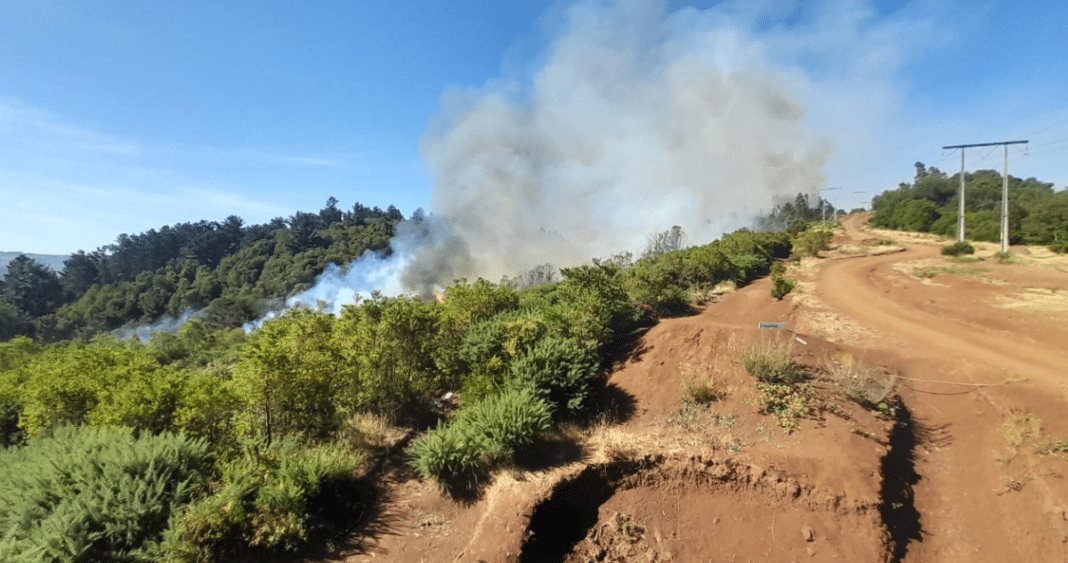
top-left (333, 215), bottom-right (1068, 563)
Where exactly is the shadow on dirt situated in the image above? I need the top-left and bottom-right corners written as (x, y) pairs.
top-left (606, 326), bottom-right (652, 368)
top-left (518, 459), bottom-right (656, 563)
top-left (880, 400), bottom-right (939, 562)
top-left (585, 382), bottom-right (638, 425)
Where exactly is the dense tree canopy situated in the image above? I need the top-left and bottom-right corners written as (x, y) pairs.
top-left (1, 199), bottom-right (406, 342)
top-left (870, 162), bottom-right (1066, 251)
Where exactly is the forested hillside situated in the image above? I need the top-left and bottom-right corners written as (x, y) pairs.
top-left (0, 199), bottom-right (406, 342)
top-left (870, 162), bottom-right (1068, 251)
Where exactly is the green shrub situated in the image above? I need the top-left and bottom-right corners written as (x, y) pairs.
top-left (994, 251), bottom-right (1013, 264)
top-left (793, 229), bottom-right (834, 258)
top-left (408, 388), bottom-right (551, 488)
top-left (407, 423), bottom-right (484, 485)
top-left (0, 426), bottom-right (210, 563)
top-left (769, 261), bottom-right (795, 300)
top-left (620, 229), bottom-right (791, 314)
top-left (550, 262), bottom-right (641, 350)
top-left (941, 241), bottom-right (975, 256)
top-left (623, 257), bottom-right (690, 314)
top-left (454, 387), bottom-right (553, 456)
top-left (335, 296), bottom-right (446, 421)
top-left (156, 437), bottom-right (364, 562)
top-left (455, 311), bottom-right (547, 404)
top-left (508, 336), bottom-right (599, 418)
top-left (738, 340), bottom-right (806, 385)
top-left (770, 276), bottom-right (796, 300)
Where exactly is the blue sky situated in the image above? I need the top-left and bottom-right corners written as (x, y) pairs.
top-left (2, 0), bottom-right (1067, 256)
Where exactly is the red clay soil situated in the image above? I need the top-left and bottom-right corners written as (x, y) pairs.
top-left (332, 215), bottom-right (1068, 563)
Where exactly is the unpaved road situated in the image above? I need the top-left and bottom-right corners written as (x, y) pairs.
top-left (816, 226), bottom-right (1068, 388)
top-left (810, 215), bottom-right (1068, 562)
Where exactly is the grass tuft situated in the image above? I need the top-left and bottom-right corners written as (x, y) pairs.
top-left (941, 240), bottom-right (975, 256)
top-left (738, 340), bottom-right (806, 385)
top-left (680, 362), bottom-right (723, 405)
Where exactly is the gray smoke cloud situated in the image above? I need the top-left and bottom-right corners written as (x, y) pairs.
top-left (407, 0), bottom-right (834, 292)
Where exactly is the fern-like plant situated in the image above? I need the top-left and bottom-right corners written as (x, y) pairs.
top-left (0, 426), bottom-right (210, 563)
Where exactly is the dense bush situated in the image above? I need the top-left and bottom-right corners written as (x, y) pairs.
top-left (455, 310), bottom-right (547, 404)
top-left (508, 336), bottom-right (600, 418)
top-left (0, 339), bottom-right (239, 444)
top-left (234, 308), bottom-right (352, 441)
top-left (156, 437), bottom-right (365, 562)
top-left (408, 388), bottom-right (551, 488)
top-left (548, 262), bottom-right (642, 351)
top-left (793, 228), bottom-right (834, 258)
top-left (0, 426), bottom-right (210, 563)
top-left (623, 229), bottom-right (792, 314)
top-left (7, 341), bottom-right (166, 436)
top-left (941, 241), bottom-right (976, 256)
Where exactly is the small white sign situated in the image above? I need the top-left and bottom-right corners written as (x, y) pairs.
top-left (759, 322), bottom-right (787, 329)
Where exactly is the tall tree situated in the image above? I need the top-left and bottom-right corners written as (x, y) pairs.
top-left (1, 255), bottom-right (63, 318)
top-left (59, 251), bottom-right (101, 301)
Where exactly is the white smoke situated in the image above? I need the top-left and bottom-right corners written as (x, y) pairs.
top-left (113, 310), bottom-right (198, 343)
top-left (252, 0), bottom-right (934, 318)
top-left (409, 0), bottom-right (835, 290)
top-left (244, 215), bottom-right (468, 328)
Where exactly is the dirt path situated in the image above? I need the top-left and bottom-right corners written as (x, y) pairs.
top-left (815, 219), bottom-right (1068, 390)
top-left (809, 215), bottom-right (1068, 562)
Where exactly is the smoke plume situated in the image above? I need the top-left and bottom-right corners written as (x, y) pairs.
top-left (264, 0), bottom-right (930, 314)
top-left (406, 0), bottom-right (835, 294)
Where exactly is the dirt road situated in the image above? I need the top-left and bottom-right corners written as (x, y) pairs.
top-left (816, 218), bottom-right (1068, 389)
top-left (810, 215), bottom-right (1068, 562)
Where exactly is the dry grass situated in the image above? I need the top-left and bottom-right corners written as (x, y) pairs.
top-left (826, 354), bottom-right (896, 407)
top-left (660, 404), bottom-right (746, 455)
top-left (339, 411), bottom-right (405, 451)
top-left (590, 426), bottom-right (642, 462)
top-left (997, 414), bottom-right (1043, 447)
top-left (995, 287), bottom-right (1068, 314)
top-left (679, 362), bottom-right (723, 405)
top-left (910, 264), bottom-right (991, 279)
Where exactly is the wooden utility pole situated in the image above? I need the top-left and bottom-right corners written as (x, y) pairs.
top-left (941, 140), bottom-right (1028, 247)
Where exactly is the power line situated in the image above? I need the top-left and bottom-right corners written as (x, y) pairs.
top-left (941, 140), bottom-right (1029, 251)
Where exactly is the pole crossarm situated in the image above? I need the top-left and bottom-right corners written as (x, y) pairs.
top-left (942, 140), bottom-right (1028, 149)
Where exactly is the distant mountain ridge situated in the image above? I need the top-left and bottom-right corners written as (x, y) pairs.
top-left (1, 251), bottom-right (70, 273)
